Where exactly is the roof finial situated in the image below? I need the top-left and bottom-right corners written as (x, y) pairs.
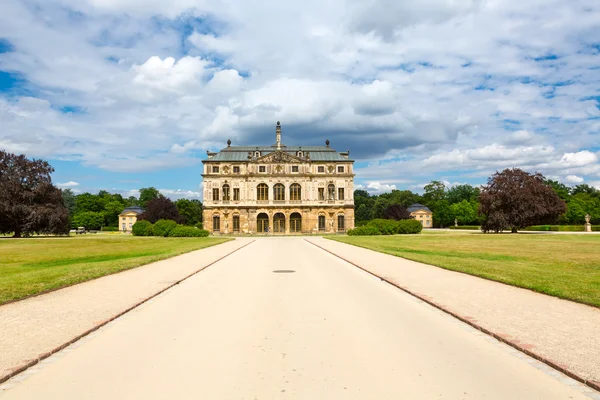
top-left (227, 139), bottom-right (231, 147)
top-left (326, 139), bottom-right (330, 147)
top-left (276, 121), bottom-right (282, 150)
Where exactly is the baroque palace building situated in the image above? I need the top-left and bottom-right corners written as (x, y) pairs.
top-left (202, 122), bottom-right (355, 234)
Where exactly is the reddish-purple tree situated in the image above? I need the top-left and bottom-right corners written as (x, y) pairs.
top-left (139, 196), bottom-right (185, 224)
top-left (479, 168), bottom-right (566, 233)
top-left (0, 150), bottom-right (70, 237)
top-left (383, 204), bottom-right (413, 220)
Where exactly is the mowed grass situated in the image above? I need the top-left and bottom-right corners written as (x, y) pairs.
top-left (0, 235), bottom-right (231, 305)
top-left (329, 231), bottom-right (600, 308)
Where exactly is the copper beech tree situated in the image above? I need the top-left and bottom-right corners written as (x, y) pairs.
top-left (479, 168), bottom-right (566, 233)
top-left (0, 150), bottom-right (70, 237)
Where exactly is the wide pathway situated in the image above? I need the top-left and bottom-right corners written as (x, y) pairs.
top-left (0, 238), bottom-right (596, 399)
top-left (307, 236), bottom-right (600, 387)
top-left (0, 238), bottom-right (252, 382)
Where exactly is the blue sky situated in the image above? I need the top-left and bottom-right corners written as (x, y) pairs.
top-left (1, 0), bottom-right (599, 199)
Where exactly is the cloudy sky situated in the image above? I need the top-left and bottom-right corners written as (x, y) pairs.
top-left (1, 0), bottom-right (599, 199)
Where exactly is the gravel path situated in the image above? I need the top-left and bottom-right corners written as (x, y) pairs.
top-left (306, 237), bottom-right (600, 389)
top-left (0, 237), bottom-right (596, 399)
top-left (0, 238), bottom-right (252, 382)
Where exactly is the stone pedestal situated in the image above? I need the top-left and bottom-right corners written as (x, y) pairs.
top-left (585, 223), bottom-right (592, 232)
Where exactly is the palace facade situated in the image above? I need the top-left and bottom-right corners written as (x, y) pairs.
top-left (202, 122), bottom-right (355, 234)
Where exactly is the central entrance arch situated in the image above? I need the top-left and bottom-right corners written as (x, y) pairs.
top-left (273, 213), bottom-right (285, 233)
top-left (290, 212), bottom-right (302, 233)
top-left (257, 213), bottom-right (269, 233)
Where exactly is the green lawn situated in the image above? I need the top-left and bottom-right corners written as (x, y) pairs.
top-left (329, 231), bottom-right (600, 308)
top-left (0, 235), bottom-right (231, 305)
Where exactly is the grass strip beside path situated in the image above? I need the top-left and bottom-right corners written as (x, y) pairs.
top-left (328, 232), bottom-right (600, 308)
top-left (0, 235), bottom-right (231, 305)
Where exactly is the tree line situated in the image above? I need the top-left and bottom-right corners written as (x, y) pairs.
top-left (2, 150), bottom-right (598, 237)
top-left (62, 187), bottom-right (203, 230)
top-left (356, 169), bottom-right (600, 228)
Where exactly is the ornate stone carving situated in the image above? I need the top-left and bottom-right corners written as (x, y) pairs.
top-left (257, 151), bottom-right (301, 164)
top-left (585, 214), bottom-right (591, 224)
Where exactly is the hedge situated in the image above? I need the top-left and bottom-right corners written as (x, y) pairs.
top-left (348, 225), bottom-right (382, 236)
top-left (153, 219), bottom-right (179, 237)
top-left (168, 226), bottom-right (210, 237)
top-left (449, 226), bottom-right (481, 230)
top-left (347, 219), bottom-right (423, 236)
top-left (522, 225), bottom-right (600, 232)
top-left (101, 226), bottom-right (119, 232)
top-left (132, 220), bottom-right (154, 236)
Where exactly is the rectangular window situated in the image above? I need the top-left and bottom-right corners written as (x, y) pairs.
top-left (212, 166), bottom-right (219, 173)
top-left (233, 215), bottom-right (240, 232)
top-left (292, 166), bottom-right (299, 173)
top-left (318, 166), bottom-right (325, 173)
top-left (222, 186), bottom-right (230, 201)
top-left (259, 166), bottom-right (266, 173)
top-left (233, 166), bottom-right (240, 173)
top-left (337, 215), bottom-right (345, 231)
top-left (318, 215), bottom-right (326, 231)
top-left (212, 188), bottom-right (219, 201)
top-left (233, 188), bottom-right (240, 201)
top-left (337, 166), bottom-right (344, 173)
top-left (318, 188), bottom-right (325, 201)
top-left (338, 188), bottom-right (345, 200)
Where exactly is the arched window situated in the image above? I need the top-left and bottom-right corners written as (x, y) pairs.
top-left (212, 214), bottom-right (220, 232)
top-left (290, 212), bottom-right (302, 233)
top-left (274, 183), bottom-right (285, 201)
top-left (257, 183), bottom-right (269, 201)
top-left (222, 184), bottom-right (230, 201)
top-left (289, 183), bottom-right (301, 201)
top-left (327, 184), bottom-right (336, 200)
top-left (297, 151), bottom-right (303, 158)
top-left (254, 151), bottom-right (261, 158)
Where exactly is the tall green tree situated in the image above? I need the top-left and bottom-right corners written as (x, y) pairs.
top-left (62, 188), bottom-right (77, 218)
top-left (422, 180), bottom-right (446, 205)
top-left (544, 180), bottom-right (571, 201)
top-left (104, 200), bottom-right (125, 227)
top-left (72, 211), bottom-right (105, 230)
top-left (446, 184), bottom-right (480, 205)
top-left (75, 193), bottom-right (105, 213)
top-left (566, 193), bottom-right (600, 224)
top-left (355, 203), bottom-right (372, 222)
top-left (450, 200), bottom-right (479, 225)
top-left (175, 199), bottom-right (203, 225)
top-left (139, 187), bottom-right (160, 208)
top-left (0, 150), bottom-right (70, 237)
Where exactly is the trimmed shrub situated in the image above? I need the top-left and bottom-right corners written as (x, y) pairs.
top-left (153, 219), bottom-right (178, 237)
top-left (101, 226), bottom-right (119, 232)
top-left (367, 219), bottom-right (398, 235)
top-left (449, 225), bottom-right (481, 230)
top-left (522, 225), bottom-right (587, 232)
top-left (347, 226), bottom-right (382, 236)
top-left (396, 219), bottom-right (423, 234)
top-left (194, 222), bottom-right (204, 230)
top-left (168, 226), bottom-right (209, 237)
top-left (132, 220), bottom-right (154, 236)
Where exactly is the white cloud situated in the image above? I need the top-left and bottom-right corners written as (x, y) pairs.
top-left (356, 181), bottom-right (398, 195)
top-left (565, 175), bottom-right (584, 184)
top-left (0, 0), bottom-right (599, 191)
top-left (56, 181), bottom-right (80, 188)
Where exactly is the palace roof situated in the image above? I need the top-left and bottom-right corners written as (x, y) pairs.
top-left (204, 122), bottom-right (353, 163)
top-left (407, 203), bottom-right (432, 213)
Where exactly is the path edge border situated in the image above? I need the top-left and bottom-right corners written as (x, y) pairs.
top-left (304, 238), bottom-right (600, 393)
top-left (0, 239), bottom-right (255, 385)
